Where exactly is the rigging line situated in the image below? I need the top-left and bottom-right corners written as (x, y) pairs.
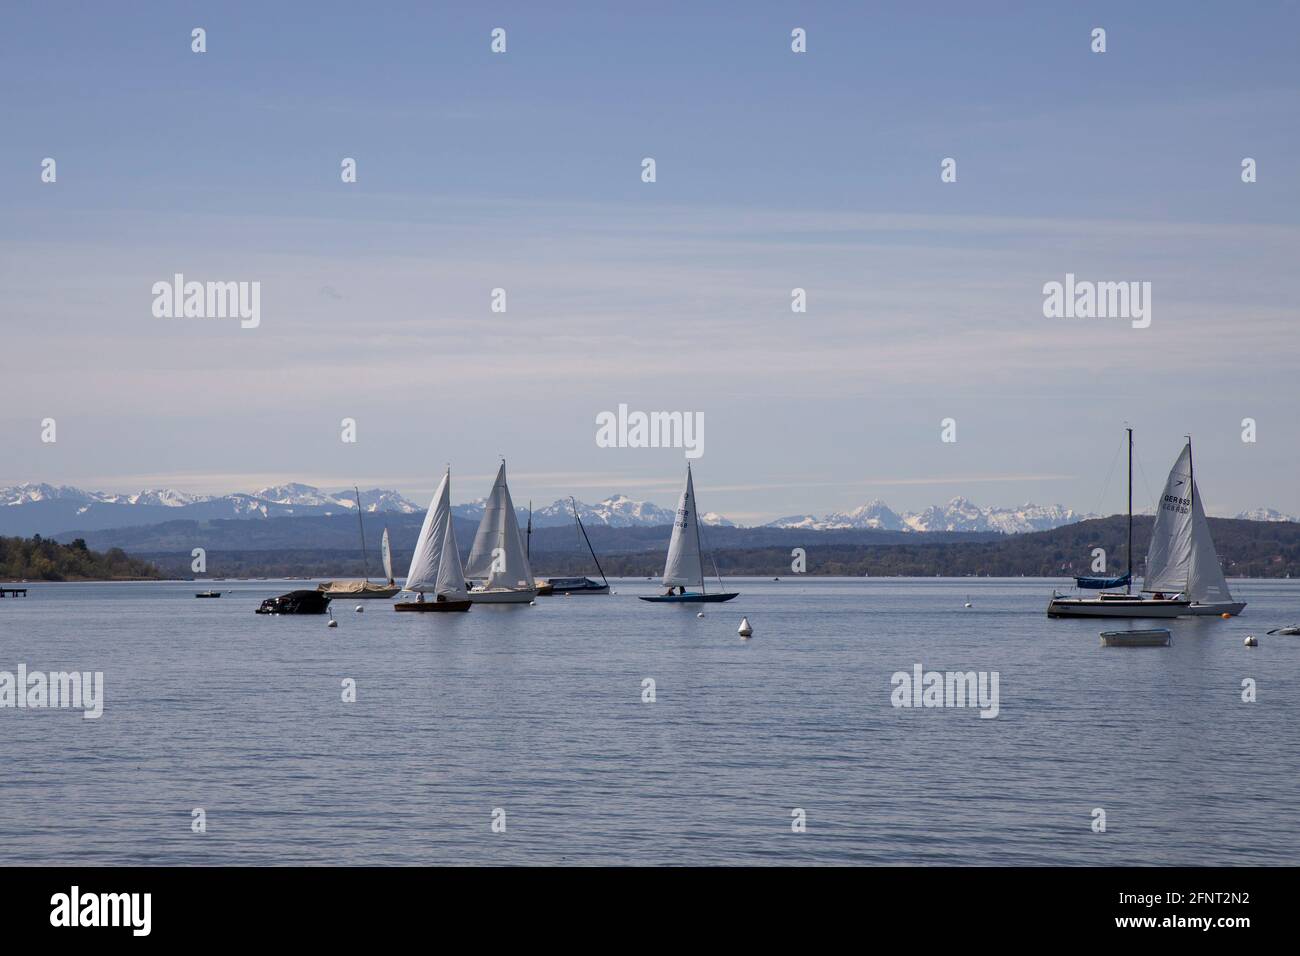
top-left (696, 514), bottom-right (725, 590)
top-left (1133, 453), bottom-right (1158, 515)
top-left (1090, 434), bottom-right (1124, 518)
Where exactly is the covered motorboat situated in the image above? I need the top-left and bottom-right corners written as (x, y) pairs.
top-left (255, 590), bottom-right (332, 615)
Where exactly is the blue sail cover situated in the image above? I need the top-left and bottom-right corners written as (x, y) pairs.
top-left (1075, 573), bottom-right (1131, 590)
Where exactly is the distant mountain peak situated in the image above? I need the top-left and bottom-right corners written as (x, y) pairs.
top-left (766, 499), bottom-right (1094, 534)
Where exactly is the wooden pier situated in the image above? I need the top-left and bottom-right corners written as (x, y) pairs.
top-left (1, 588), bottom-right (28, 597)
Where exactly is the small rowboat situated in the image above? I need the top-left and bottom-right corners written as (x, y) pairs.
top-left (195, 590), bottom-right (222, 598)
top-left (1100, 628), bottom-right (1171, 647)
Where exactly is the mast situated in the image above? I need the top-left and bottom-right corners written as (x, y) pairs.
top-left (572, 497), bottom-right (608, 586)
top-left (1186, 434), bottom-right (1194, 595)
top-left (526, 500), bottom-right (532, 560)
top-left (355, 485), bottom-right (370, 582)
top-left (689, 463), bottom-right (706, 596)
top-left (1126, 427), bottom-right (1132, 595)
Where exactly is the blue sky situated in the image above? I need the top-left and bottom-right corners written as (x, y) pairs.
top-left (2, 2), bottom-right (1298, 522)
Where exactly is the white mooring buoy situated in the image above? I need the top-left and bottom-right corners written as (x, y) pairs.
top-left (738, 616), bottom-right (753, 638)
top-left (355, 605), bottom-right (364, 613)
top-left (1244, 635), bottom-right (1258, 647)
top-left (697, 611), bottom-right (705, 619)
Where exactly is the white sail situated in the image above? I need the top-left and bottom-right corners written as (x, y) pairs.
top-left (1143, 444), bottom-right (1195, 594)
top-left (464, 462), bottom-right (534, 589)
top-left (662, 466), bottom-right (703, 588)
top-left (1142, 442), bottom-right (1232, 601)
top-left (381, 527), bottom-right (393, 584)
top-left (1187, 483), bottom-right (1233, 602)
top-left (435, 514), bottom-right (468, 599)
top-left (403, 470), bottom-right (451, 593)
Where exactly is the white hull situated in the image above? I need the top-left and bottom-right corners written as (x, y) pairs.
top-left (1100, 628), bottom-right (1171, 647)
top-left (1185, 601), bottom-right (1246, 617)
top-left (1047, 597), bottom-right (1189, 619)
top-left (468, 587), bottom-right (537, 604)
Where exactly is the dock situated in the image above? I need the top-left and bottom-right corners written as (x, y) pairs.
top-left (1, 588), bottom-right (29, 598)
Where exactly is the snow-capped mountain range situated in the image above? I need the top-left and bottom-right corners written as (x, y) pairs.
top-left (763, 497), bottom-right (1097, 535)
top-left (0, 482), bottom-right (421, 516)
top-left (2, 482), bottom-right (1295, 539)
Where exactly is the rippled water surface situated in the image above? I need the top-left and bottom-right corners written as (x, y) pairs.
top-left (1, 578), bottom-right (1297, 865)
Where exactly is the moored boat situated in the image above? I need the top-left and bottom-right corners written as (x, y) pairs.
top-left (320, 488), bottom-right (401, 599)
top-left (1100, 628), bottom-right (1171, 647)
top-left (537, 497), bottom-right (612, 596)
top-left (255, 590), bottom-right (331, 615)
top-left (1046, 430), bottom-right (1243, 619)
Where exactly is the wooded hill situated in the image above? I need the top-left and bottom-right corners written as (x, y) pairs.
top-left (130, 515), bottom-right (1300, 580)
top-left (1, 535), bottom-right (162, 581)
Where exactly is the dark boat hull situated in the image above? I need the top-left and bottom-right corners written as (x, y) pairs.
top-left (394, 600), bottom-right (471, 613)
top-left (639, 592), bottom-right (739, 604)
top-left (538, 577), bottom-right (610, 596)
top-left (255, 590), bottom-right (332, 615)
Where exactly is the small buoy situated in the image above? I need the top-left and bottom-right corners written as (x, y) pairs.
top-left (964, 602), bottom-right (973, 608)
top-left (773, 577), bottom-right (780, 582)
top-left (327, 619), bottom-right (338, 628)
top-left (1221, 612), bottom-right (1231, 619)
top-left (697, 611), bottom-right (704, 618)
top-left (738, 617), bottom-right (753, 638)
top-left (1244, 635), bottom-right (1258, 647)
top-left (355, 605), bottom-right (364, 613)
top-left (529, 600), bottom-right (536, 606)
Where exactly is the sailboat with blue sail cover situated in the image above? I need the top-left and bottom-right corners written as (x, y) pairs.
top-left (639, 464), bottom-right (739, 604)
top-left (1047, 429), bottom-right (1243, 618)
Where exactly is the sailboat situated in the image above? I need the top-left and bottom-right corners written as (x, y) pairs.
top-left (394, 468), bottom-right (471, 612)
top-left (463, 461), bottom-right (536, 603)
top-left (1047, 433), bottom-right (1243, 618)
top-left (380, 527), bottom-right (394, 588)
top-left (537, 497), bottom-right (611, 595)
top-left (639, 464), bottom-right (739, 603)
top-left (1141, 439), bottom-right (1245, 616)
top-left (319, 486), bottom-right (401, 598)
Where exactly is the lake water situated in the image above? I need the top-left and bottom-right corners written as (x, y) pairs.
top-left (1, 578), bottom-right (1297, 865)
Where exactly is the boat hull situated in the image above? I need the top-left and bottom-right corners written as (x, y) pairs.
top-left (1101, 628), bottom-right (1171, 647)
top-left (1185, 601), bottom-right (1247, 617)
top-left (639, 592), bottom-right (740, 604)
top-left (394, 599), bottom-right (471, 612)
top-left (1047, 597), bottom-right (1189, 618)
top-left (538, 577), bottom-right (609, 596)
top-left (468, 588), bottom-right (537, 604)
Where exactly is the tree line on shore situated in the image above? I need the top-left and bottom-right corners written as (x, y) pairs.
top-left (1, 535), bottom-right (162, 581)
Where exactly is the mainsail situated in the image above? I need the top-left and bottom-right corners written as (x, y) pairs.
top-left (464, 462), bottom-right (534, 589)
top-left (1143, 443), bottom-right (1233, 601)
top-left (662, 466), bottom-right (704, 588)
top-left (381, 527), bottom-right (393, 584)
top-left (404, 470), bottom-right (452, 593)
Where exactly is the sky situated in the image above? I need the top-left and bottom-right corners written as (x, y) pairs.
top-left (2, 1), bottom-right (1298, 524)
